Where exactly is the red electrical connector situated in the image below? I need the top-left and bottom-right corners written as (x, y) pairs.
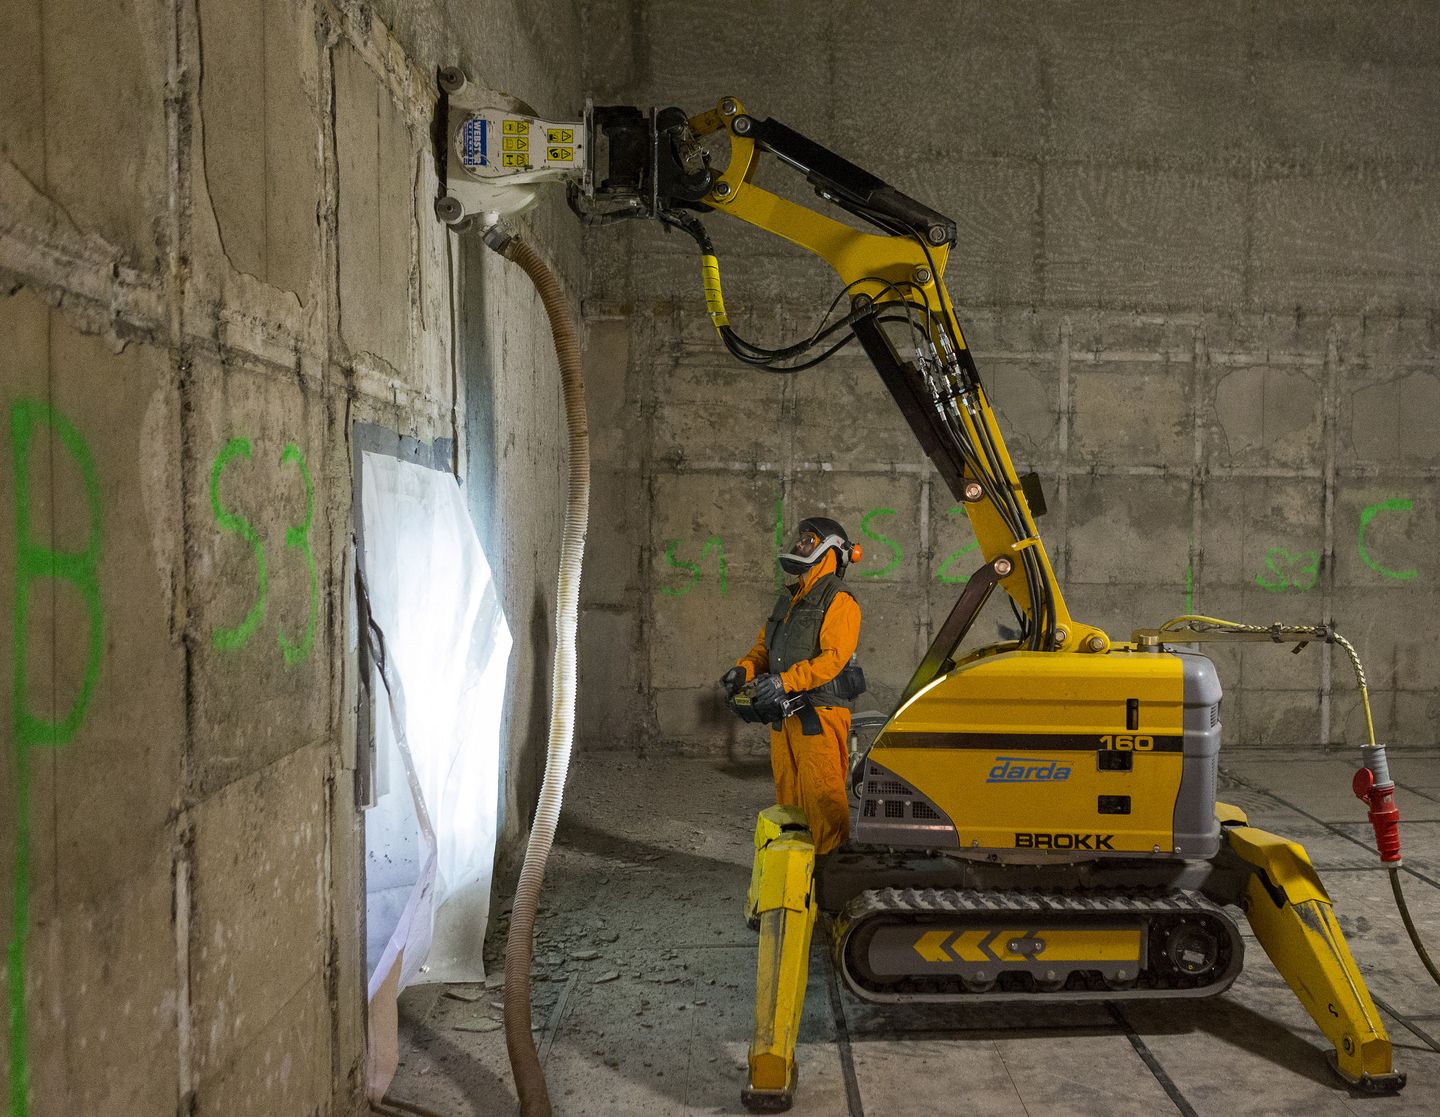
top-left (1354, 760), bottom-right (1403, 865)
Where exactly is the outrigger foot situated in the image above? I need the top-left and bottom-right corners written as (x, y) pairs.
top-left (743, 806), bottom-right (818, 1112)
top-left (1224, 817), bottom-right (1404, 1090)
top-left (741, 1065), bottom-right (798, 1113)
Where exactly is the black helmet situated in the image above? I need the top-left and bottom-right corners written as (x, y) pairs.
top-left (779, 515), bottom-right (860, 578)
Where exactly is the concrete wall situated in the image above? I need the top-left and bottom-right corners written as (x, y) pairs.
top-left (578, 0), bottom-right (1440, 755)
top-left (0, 0), bottom-right (578, 1113)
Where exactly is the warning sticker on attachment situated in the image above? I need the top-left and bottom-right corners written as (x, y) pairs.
top-left (547, 146), bottom-right (573, 161)
top-left (547, 128), bottom-right (574, 144)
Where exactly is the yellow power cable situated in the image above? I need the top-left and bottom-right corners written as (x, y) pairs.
top-left (1158, 614), bottom-right (1376, 747)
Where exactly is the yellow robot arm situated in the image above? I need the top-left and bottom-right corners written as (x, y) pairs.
top-left (684, 97), bottom-right (1106, 655)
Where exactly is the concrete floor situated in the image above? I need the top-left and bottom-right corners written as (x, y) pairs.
top-left (385, 749), bottom-right (1440, 1116)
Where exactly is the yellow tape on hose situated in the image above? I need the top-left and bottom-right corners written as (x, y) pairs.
top-left (701, 254), bottom-right (729, 329)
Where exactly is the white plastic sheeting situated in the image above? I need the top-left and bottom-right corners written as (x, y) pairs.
top-left (360, 450), bottom-right (512, 997)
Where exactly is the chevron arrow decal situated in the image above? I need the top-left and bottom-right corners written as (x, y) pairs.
top-left (912, 929), bottom-right (952, 962)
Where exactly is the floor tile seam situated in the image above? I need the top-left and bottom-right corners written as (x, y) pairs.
top-left (1371, 993), bottom-right (1440, 1055)
top-left (1225, 775), bottom-right (1440, 890)
top-left (1310, 864), bottom-right (1427, 873)
top-left (845, 1023), bottom-right (1124, 1042)
top-left (1397, 781), bottom-right (1440, 805)
top-left (1105, 1003), bottom-right (1199, 1117)
top-left (1393, 863), bottom-right (1440, 890)
top-left (988, 1034), bottom-right (1036, 1117)
top-left (821, 941), bottom-right (866, 1117)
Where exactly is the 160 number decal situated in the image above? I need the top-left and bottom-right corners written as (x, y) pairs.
top-left (1100, 734), bottom-right (1154, 751)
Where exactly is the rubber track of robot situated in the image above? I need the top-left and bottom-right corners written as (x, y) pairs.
top-left (496, 234), bottom-right (589, 1117)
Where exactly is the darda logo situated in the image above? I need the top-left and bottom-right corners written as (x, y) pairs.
top-left (987, 756), bottom-right (1071, 783)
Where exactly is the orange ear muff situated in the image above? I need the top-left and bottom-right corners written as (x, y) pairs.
top-left (850, 544), bottom-right (862, 562)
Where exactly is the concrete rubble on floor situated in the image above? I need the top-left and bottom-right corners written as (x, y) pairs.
top-left (386, 751), bottom-right (1440, 1115)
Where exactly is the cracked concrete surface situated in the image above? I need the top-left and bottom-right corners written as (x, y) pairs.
top-left (1, 1), bottom-right (579, 1113)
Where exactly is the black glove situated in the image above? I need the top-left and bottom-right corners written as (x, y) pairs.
top-left (748, 673), bottom-right (786, 721)
top-left (720, 666), bottom-right (747, 696)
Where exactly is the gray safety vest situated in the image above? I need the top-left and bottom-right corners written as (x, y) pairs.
top-left (764, 573), bottom-right (856, 708)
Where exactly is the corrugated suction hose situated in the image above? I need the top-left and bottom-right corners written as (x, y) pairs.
top-left (484, 225), bottom-right (588, 1116)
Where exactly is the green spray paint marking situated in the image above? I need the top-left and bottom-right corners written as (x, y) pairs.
top-left (9, 400), bottom-right (104, 1117)
top-left (277, 444), bottom-right (317, 664)
top-left (10, 402), bottom-right (104, 743)
top-left (936, 505), bottom-right (980, 584)
top-left (660, 536), bottom-right (727, 595)
top-left (1255, 547), bottom-right (1319, 593)
top-left (856, 508), bottom-right (902, 578)
top-left (661, 539), bottom-right (701, 594)
top-left (209, 437), bottom-right (267, 648)
top-left (1358, 498), bottom-right (1417, 582)
top-left (706, 538), bottom-right (728, 595)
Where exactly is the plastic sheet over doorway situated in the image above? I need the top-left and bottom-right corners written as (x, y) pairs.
top-left (356, 446), bottom-right (511, 1082)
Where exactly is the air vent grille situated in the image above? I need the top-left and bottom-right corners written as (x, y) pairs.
top-left (857, 762), bottom-right (951, 834)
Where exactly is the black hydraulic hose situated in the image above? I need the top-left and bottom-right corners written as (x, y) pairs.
top-left (483, 226), bottom-right (589, 1117)
top-left (883, 213), bottom-right (1057, 647)
top-left (966, 393), bottom-right (1053, 648)
top-left (672, 199), bottom-right (1053, 647)
top-left (853, 210), bottom-right (1050, 647)
top-left (928, 394), bottom-right (1039, 647)
top-left (947, 401), bottom-right (1045, 648)
top-left (662, 210), bottom-right (936, 372)
top-left (1391, 868), bottom-right (1440, 987)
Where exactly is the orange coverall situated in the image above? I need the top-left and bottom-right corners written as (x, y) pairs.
top-left (735, 550), bottom-right (860, 855)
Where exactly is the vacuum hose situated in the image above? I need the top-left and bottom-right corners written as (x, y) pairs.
top-left (484, 224), bottom-right (589, 1116)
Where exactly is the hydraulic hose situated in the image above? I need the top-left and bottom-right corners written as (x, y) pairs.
top-left (484, 224), bottom-right (589, 1116)
top-left (1391, 869), bottom-right (1440, 986)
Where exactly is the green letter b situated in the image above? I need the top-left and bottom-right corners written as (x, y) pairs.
top-left (10, 401), bottom-right (103, 747)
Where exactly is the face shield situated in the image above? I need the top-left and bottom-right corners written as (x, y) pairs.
top-left (779, 529), bottom-right (839, 576)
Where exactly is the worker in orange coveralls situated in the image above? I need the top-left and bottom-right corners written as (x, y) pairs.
top-left (721, 516), bottom-right (864, 855)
